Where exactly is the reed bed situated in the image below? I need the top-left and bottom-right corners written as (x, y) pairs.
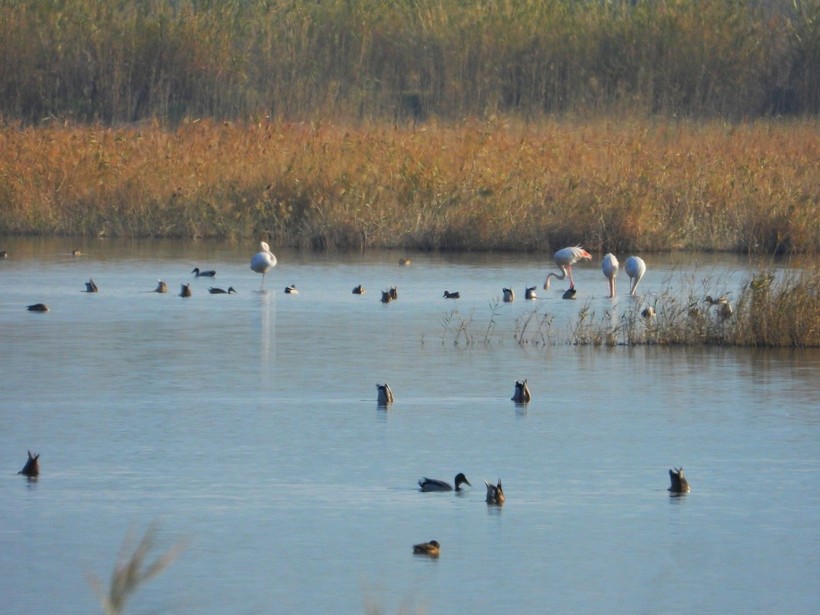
top-left (0, 118), bottom-right (817, 254)
top-left (443, 268), bottom-right (820, 348)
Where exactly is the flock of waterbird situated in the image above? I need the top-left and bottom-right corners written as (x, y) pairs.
top-left (14, 242), bottom-right (696, 557)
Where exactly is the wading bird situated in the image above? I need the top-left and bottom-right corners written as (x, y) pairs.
top-left (544, 246), bottom-right (592, 291)
top-left (418, 473), bottom-right (471, 492)
top-left (624, 256), bottom-right (646, 296)
top-left (602, 253), bottom-right (619, 298)
top-left (250, 241), bottom-right (277, 289)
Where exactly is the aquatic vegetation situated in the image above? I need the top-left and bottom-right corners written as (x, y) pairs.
top-left (87, 523), bottom-right (185, 615)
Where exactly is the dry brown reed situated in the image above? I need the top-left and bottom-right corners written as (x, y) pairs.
top-left (87, 523), bottom-right (185, 615)
top-left (0, 118), bottom-right (817, 254)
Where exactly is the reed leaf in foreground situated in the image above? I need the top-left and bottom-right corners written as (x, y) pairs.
top-left (87, 523), bottom-right (185, 615)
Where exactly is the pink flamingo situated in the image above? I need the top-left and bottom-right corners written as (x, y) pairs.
top-left (624, 256), bottom-right (646, 296)
top-left (602, 253), bottom-right (619, 298)
top-left (543, 246), bottom-right (592, 291)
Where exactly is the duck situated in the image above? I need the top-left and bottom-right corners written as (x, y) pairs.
top-left (380, 290), bottom-right (392, 304)
top-left (412, 540), bottom-right (440, 556)
top-left (376, 383), bottom-right (394, 405)
top-left (562, 287), bottom-right (577, 300)
top-left (705, 295), bottom-right (733, 319)
top-left (668, 467), bottom-right (691, 494)
top-left (641, 306), bottom-right (656, 319)
top-left (503, 288), bottom-right (515, 302)
top-left (27, 303), bottom-right (49, 312)
top-left (418, 473), bottom-right (471, 492)
top-left (71, 249), bottom-right (82, 257)
top-left (389, 286), bottom-right (398, 300)
top-left (154, 280), bottom-right (168, 293)
top-left (485, 479), bottom-right (505, 505)
top-left (180, 283), bottom-right (192, 297)
top-left (512, 379), bottom-right (531, 403)
top-left (18, 451), bottom-right (40, 478)
top-left (285, 284), bottom-right (298, 294)
top-left (0, 250), bottom-right (8, 258)
top-left (83, 278), bottom-right (99, 293)
top-left (525, 286), bottom-right (537, 300)
top-left (443, 290), bottom-right (460, 299)
top-left (209, 286), bottom-right (236, 294)
top-left (399, 257), bottom-right (412, 266)
top-left (192, 267), bottom-right (216, 277)
top-left (352, 284), bottom-right (365, 295)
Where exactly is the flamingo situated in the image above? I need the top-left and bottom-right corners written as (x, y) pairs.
top-left (250, 241), bottom-right (277, 289)
top-left (602, 253), bottom-right (619, 298)
top-left (624, 256), bottom-right (646, 296)
top-left (543, 246), bottom-right (592, 291)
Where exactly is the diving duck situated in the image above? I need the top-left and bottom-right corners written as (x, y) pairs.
top-left (27, 303), bottom-right (49, 312)
top-left (154, 280), bottom-right (168, 293)
top-left (502, 288), bottom-right (515, 302)
top-left (443, 290), bottom-right (460, 299)
top-left (19, 451), bottom-right (40, 478)
top-left (525, 286), bottom-right (537, 300)
top-left (380, 290), bottom-right (392, 303)
top-left (389, 286), bottom-right (398, 300)
top-left (209, 286), bottom-right (236, 294)
top-left (376, 383), bottom-right (394, 405)
top-left (485, 479), bottom-right (505, 505)
top-left (192, 267), bottom-right (216, 277)
top-left (84, 278), bottom-right (99, 293)
top-left (412, 540), bottom-right (440, 556)
top-left (399, 257), bottom-right (412, 266)
top-left (180, 283), bottom-right (192, 297)
top-left (418, 473), bottom-right (471, 492)
top-left (511, 379), bottom-right (531, 403)
top-left (562, 287), bottom-right (577, 300)
top-left (668, 467), bottom-right (691, 494)
top-left (352, 284), bottom-right (365, 295)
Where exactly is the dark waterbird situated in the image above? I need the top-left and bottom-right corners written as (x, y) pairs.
top-left (209, 287), bottom-right (236, 294)
top-left (376, 383), bottom-right (394, 405)
top-left (485, 479), bottom-right (505, 505)
top-left (562, 287), bottom-right (577, 300)
top-left (525, 286), bottom-right (537, 300)
top-left (83, 278), bottom-right (99, 293)
top-left (19, 451), bottom-right (40, 478)
top-left (285, 284), bottom-right (298, 294)
top-left (380, 290), bottom-right (392, 304)
top-left (192, 267), bottom-right (216, 277)
top-left (443, 290), bottom-right (460, 299)
top-left (27, 303), bottom-right (49, 312)
top-left (352, 284), bottom-right (365, 295)
top-left (412, 540), bottom-right (440, 557)
top-left (502, 288), bottom-right (515, 302)
top-left (418, 473), bottom-right (471, 492)
top-left (180, 283), bottom-right (192, 298)
top-left (668, 467), bottom-right (691, 494)
top-left (512, 379), bottom-right (531, 403)
top-left (153, 280), bottom-right (168, 293)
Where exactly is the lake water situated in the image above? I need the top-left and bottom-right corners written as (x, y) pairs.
top-left (1, 238), bottom-right (818, 614)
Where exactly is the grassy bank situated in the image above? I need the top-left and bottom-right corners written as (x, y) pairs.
top-left (441, 268), bottom-right (820, 348)
top-left (0, 118), bottom-right (817, 254)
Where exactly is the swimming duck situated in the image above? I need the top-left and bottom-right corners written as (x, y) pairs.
top-left (512, 379), bottom-right (531, 403)
top-left (154, 280), bottom-right (168, 293)
top-left (443, 290), bottom-right (460, 299)
top-left (668, 467), bottom-right (691, 494)
top-left (389, 286), bottom-right (398, 300)
top-left (412, 540), bottom-right (440, 556)
top-left (0, 250), bottom-right (7, 258)
top-left (503, 288), bottom-right (514, 302)
top-left (485, 479), bottom-right (505, 505)
top-left (418, 473), bottom-right (471, 492)
top-left (381, 290), bottom-right (392, 304)
top-left (399, 257), bottom-right (412, 266)
top-left (19, 451), bottom-right (40, 478)
top-left (376, 383), bottom-right (394, 405)
top-left (525, 286), bottom-right (537, 300)
top-left (192, 267), bottom-right (216, 277)
top-left (72, 249), bottom-right (82, 257)
top-left (285, 284), bottom-right (298, 294)
top-left (84, 278), bottom-right (99, 293)
top-left (562, 287), bottom-right (577, 300)
top-left (180, 283), bottom-right (192, 297)
top-left (209, 286), bottom-right (236, 294)
top-left (27, 303), bottom-right (49, 312)
top-left (352, 284), bottom-right (365, 295)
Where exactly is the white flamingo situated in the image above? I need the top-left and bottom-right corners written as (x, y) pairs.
top-left (602, 253), bottom-right (619, 298)
top-left (624, 256), bottom-right (646, 296)
top-left (543, 246), bottom-right (592, 290)
top-left (250, 241), bottom-right (277, 289)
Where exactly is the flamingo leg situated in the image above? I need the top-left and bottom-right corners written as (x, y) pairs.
top-left (567, 265), bottom-right (575, 289)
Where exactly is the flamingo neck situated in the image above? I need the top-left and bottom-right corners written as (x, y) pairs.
top-left (544, 267), bottom-right (567, 289)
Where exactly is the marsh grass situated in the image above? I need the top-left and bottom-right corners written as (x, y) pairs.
top-left (1, 118), bottom-right (816, 254)
top-left (87, 523), bottom-right (185, 615)
top-left (443, 269), bottom-right (820, 348)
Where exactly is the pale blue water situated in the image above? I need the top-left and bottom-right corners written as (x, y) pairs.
top-left (1, 238), bottom-right (818, 614)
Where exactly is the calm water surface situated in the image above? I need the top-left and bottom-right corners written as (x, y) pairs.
top-left (1, 238), bottom-right (818, 614)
